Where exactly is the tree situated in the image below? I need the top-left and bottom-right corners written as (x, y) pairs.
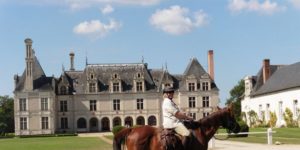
top-left (0, 95), bottom-right (14, 134)
top-left (225, 79), bottom-right (245, 120)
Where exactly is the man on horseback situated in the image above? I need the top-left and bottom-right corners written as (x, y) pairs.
top-left (162, 86), bottom-right (193, 148)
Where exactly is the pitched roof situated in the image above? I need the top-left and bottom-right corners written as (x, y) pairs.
top-left (184, 58), bottom-right (207, 78)
top-left (15, 56), bottom-right (53, 92)
top-left (251, 62), bottom-right (300, 96)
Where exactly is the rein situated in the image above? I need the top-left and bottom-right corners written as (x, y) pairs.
top-left (213, 129), bottom-right (229, 140)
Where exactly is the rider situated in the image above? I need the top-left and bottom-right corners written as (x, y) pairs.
top-left (162, 86), bottom-right (193, 147)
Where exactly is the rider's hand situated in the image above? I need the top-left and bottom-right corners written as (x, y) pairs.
top-left (186, 116), bottom-right (193, 121)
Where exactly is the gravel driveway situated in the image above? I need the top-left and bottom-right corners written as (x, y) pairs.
top-left (210, 140), bottom-right (300, 150)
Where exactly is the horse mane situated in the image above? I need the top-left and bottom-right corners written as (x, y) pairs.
top-left (198, 108), bottom-right (228, 128)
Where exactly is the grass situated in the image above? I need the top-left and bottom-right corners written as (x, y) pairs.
top-left (215, 128), bottom-right (300, 144)
top-left (104, 135), bottom-right (114, 140)
top-left (0, 136), bottom-right (112, 150)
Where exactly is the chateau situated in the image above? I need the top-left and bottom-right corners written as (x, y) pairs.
top-left (14, 38), bottom-right (219, 135)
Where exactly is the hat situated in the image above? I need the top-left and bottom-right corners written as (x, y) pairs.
top-left (163, 86), bottom-right (174, 93)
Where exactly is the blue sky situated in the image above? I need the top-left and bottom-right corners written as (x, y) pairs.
top-left (1, 0), bottom-right (300, 105)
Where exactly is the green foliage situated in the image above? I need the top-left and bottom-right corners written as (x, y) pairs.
top-left (112, 125), bottom-right (125, 135)
top-left (228, 120), bottom-right (249, 138)
top-left (226, 79), bottom-right (245, 120)
top-left (283, 108), bottom-right (297, 127)
top-left (247, 110), bottom-right (258, 127)
top-left (268, 111), bottom-right (277, 127)
top-left (0, 95), bottom-right (14, 135)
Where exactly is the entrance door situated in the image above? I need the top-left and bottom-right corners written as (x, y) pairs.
top-left (101, 117), bottom-right (110, 131)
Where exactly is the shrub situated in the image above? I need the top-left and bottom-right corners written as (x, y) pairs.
top-left (112, 125), bottom-right (126, 135)
top-left (247, 110), bottom-right (258, 127)
top-left (284, 108), bottom-right (298, 127)
top-left (268, 111), bottom-right (277, 127)
top-left (228, 120), bottom-right (249, 138)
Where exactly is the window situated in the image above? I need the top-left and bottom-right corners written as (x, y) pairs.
top-left (113, 83), bottom-right (119, 92)
top-left (202, 82), bottom-right (209, 91)
top-left (189, 113), bottom-right (196, 120)
top-left (90, 100), bottom-right (97, 111)
top-left (136, 82), bottom-right (143, 92)
top-left (189, 97), bottom-right (196, 108)
top-left (113, 99), bottom-right (120, 111)
top-left (293, 100), bottom-right (298, 117)
top-left (279, 101), bottom-right (283, 121)
top-left (60, 86), bottom-right (67, 95)
top-left (20, 117), bottom-right (27, 130)
top-left (41, 98), bottom-right (48, 111)
top-left (41, 117), bottom-right (49, 130)
top-left (137, 99), bottom-right (143, 110)
top-left (203, 112), bottom-right (209, 117)
top-left (89, 83), bottom-right (96, 93)
top-left (60, 101), bottom-right (68, 112)
top-left (19, 98), bottom-right (26, 111)
top-left (188, 83), bottom-right (195, 91)
top-left (266, 103), bottom-right (270, 120)
top-left (202, 96), bottom-right (209, 107)
top-left (61, 117), bottom-right (68, 129)
top-left (258, 104), bottom-right (263, 120)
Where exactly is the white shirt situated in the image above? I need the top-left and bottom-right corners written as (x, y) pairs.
top-left (162, 98), bottom-right (181, 128)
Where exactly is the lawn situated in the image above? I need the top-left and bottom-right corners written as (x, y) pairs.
top-left (0, 136), bottom-right (112, 150)
top-left (215, 128), bottom-right (300, 144)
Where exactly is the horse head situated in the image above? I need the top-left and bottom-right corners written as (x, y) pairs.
top-left (220, 103), bottom-right (240, 133)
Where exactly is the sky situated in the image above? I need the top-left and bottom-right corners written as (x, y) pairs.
top-left (1, 0), bottom-right (300, 105)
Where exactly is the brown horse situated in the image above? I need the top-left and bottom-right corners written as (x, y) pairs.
top-left (113, 104), bottom-right (240, 150)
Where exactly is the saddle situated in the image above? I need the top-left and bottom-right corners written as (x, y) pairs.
top-left (160, 128), bottom-right (183, 150)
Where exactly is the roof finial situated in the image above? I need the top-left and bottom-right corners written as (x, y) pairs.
top-left (142, 56), bottom-right (144, 63)
top-left (62, 64), bottom-right (65, 72)
top-left (165, 62), bottom-right (168, 72)
top-left (85, 51), bottom-right (88, 66)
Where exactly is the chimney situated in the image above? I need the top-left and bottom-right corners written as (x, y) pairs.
top-left (24, 38), bottom-right (33, 90)
top-left (208, 50), bottom-right (214, 80)
top-left (263, 59), bottom-right (270, 84)
top-left (69, 52), bottom-right (75, 71)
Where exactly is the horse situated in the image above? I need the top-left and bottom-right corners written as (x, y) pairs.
top-left (113, 104), bottom-right (240, 150)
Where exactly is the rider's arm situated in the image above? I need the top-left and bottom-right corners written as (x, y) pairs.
top-left (175, 111), bottom-right (193, 120)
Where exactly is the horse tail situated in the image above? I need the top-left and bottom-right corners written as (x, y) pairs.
top-left (113, 128), bottom-right (132, 150)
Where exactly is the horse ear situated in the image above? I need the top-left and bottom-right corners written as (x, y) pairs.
top-left (227, 103), bottom-right (234, 111)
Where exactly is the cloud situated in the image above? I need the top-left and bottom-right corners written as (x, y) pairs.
top-left (228, 0), bottom-right (286, 15)
top-left (101, 4), bottom-right (114, 15)
top-left (289, 0), bottom-right (300, 9)
top-left (149, 5), bottom-right (209, 35)
top-left (73, 19), bottom-right (121, 39)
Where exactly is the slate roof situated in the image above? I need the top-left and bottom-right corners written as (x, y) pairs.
top-left (14, 56), bottom-right (54, 92)
top-left (251, 62), bottom-right (300, 96)
top-left (56, 58), bottom-right (218, 94)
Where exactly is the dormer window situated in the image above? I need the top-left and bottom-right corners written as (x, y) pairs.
top-left (137, 73), bottom-right (141, 78)
top-left (89, 83), bottom-right (96, 93)
top-left (90, 74), bottom-right (94, 79)
top-left (114, 74), bottom-right (118, 79)
top-left (113, 82), bottom-right (119, 92)
top-left (136, 81), bottom-right (143, 92)
top-left (202, 82), bottom-right (209, 91)
top-left (188, 83), bottom-right (195, 91)
top-left (60, 86), bottom-right (67, 95)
